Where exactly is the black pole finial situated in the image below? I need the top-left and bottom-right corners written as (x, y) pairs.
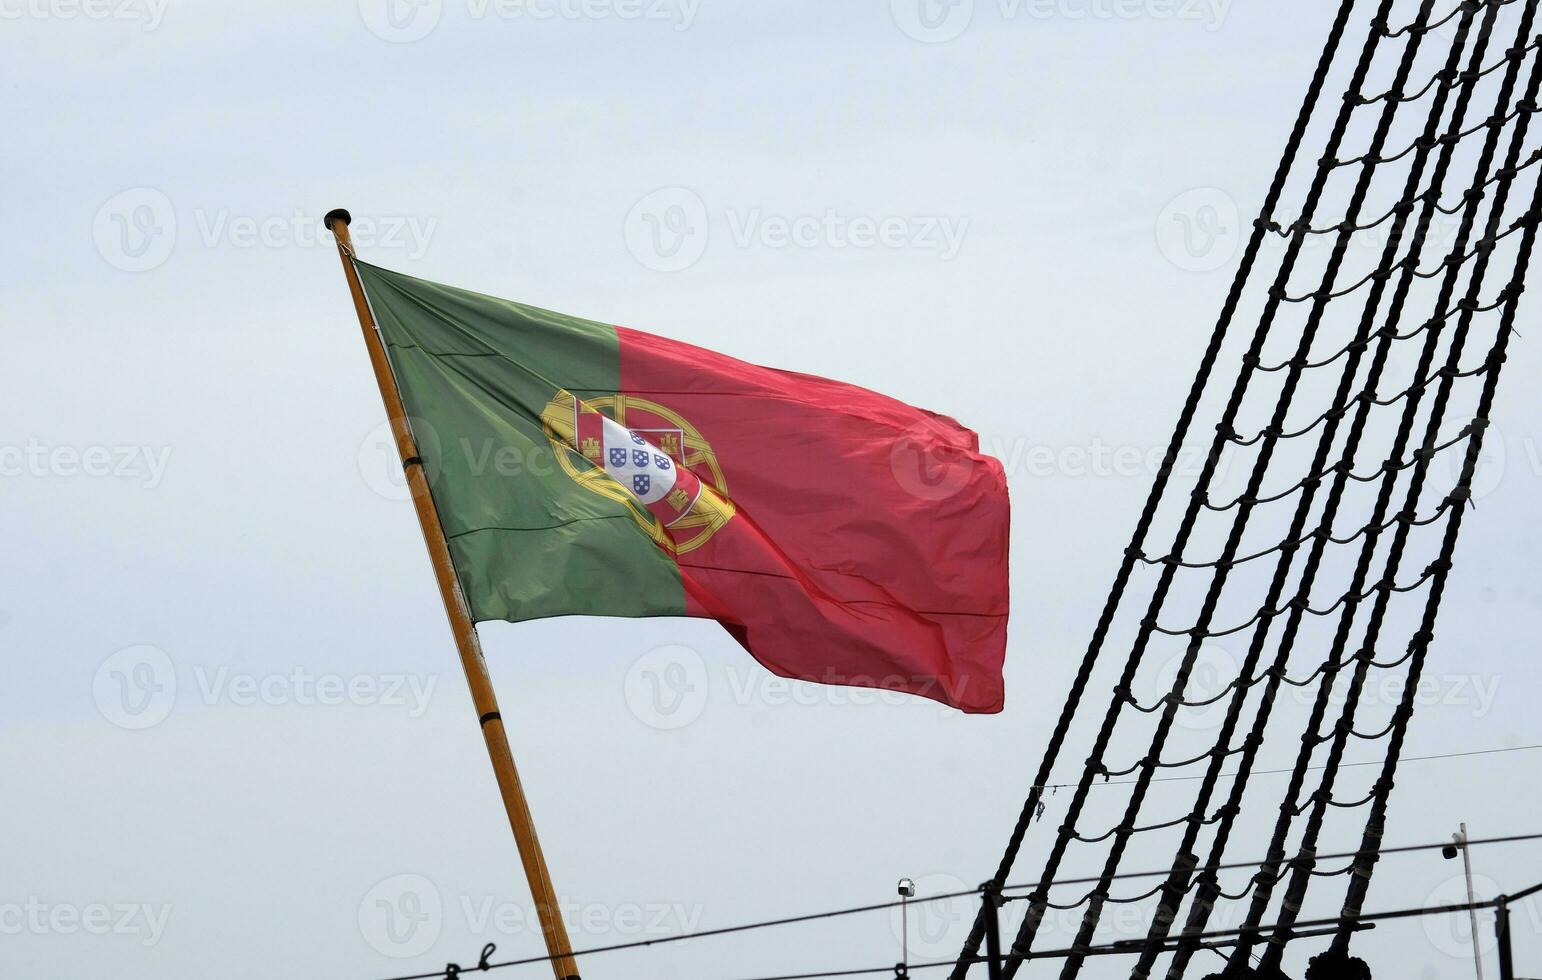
top-left (324, 208), bottom-right (352, 231)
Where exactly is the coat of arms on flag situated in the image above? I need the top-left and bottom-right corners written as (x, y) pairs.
top-left (541, 391), bottom-right (736, 555)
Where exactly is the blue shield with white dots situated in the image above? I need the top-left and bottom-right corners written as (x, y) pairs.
top-left (608, 448), bottom-right (627, 467)
top-left (654, 454), bottom-right (672, 470)
top-left (630, 432), bottom-right (646, 446)
top-left (632, 449), bottom-right (650, 467)
top-left (632, 474), bottom-right (651, 496)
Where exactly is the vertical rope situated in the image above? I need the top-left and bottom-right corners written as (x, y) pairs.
top-left (1045, 2), bottom-right (1445, 974)
top-left (1002, 0), bottom-right (1403, 972)
top-left (1228, 10), bottom-right (1542, 968)
top-left (943, 2), bottom-right (1366, 974)
top-left (1125, 3), bottom-right (1494, 975)
top-left (1163, 6), bottom-right (1516, 978)
top-left (1327, 168), bottom-right (1542, 958)
top-left (958, 2), bottom-right (1542, 975)
top-left (1251, 23), bottom-right (1542, 975)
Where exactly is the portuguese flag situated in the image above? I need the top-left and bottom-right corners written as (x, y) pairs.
top-left (357, 262), bottom-right (1011, 713)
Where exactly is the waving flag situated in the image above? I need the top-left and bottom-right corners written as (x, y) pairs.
top-left (356, 262), bottom-right (1010, 712)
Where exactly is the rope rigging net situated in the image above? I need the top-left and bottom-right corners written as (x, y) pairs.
top-left (955, 1), bottom-right (1542, 977)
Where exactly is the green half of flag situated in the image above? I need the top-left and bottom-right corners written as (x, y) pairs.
top-left (359, 260), bottom-right (687, 622)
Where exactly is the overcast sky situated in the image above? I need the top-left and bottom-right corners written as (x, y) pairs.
top-left (5, 0), bottom-right (1542, 978)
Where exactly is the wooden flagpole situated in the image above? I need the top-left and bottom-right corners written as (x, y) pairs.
top-left (324, 208), bottom-right (581, 980)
